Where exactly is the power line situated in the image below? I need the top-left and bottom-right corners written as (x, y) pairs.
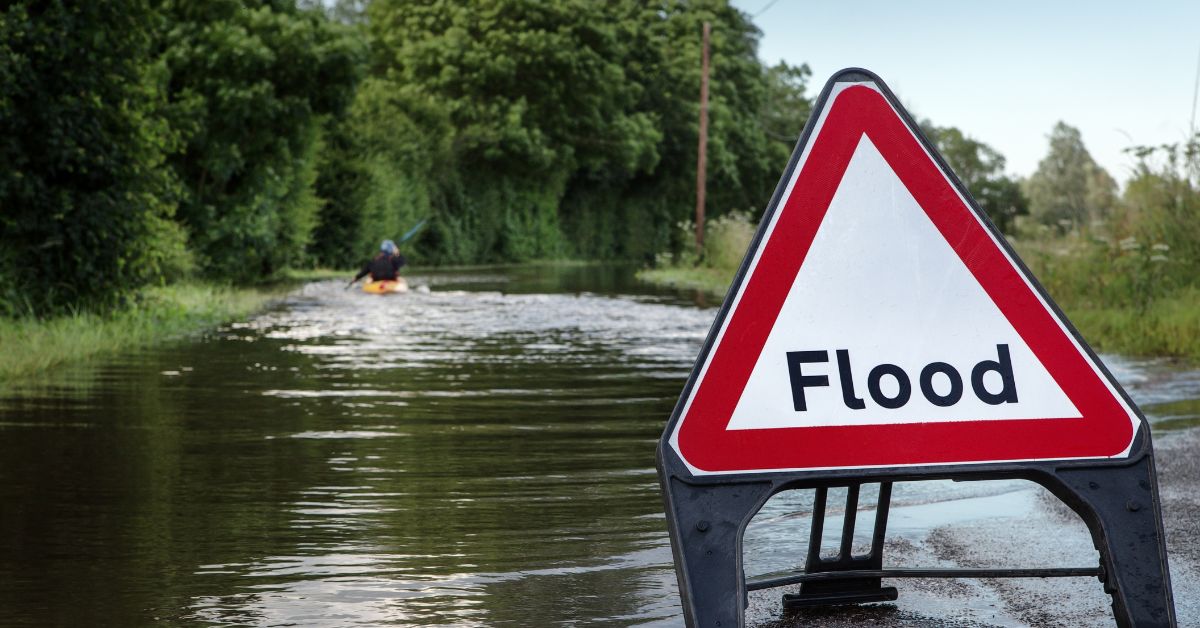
top-left (753, 0), bottom-right (782, 18)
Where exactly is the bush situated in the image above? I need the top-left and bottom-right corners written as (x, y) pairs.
top-left (311, 78), bottom-right (451, 268)
top-left (703, 211), bottom-right (755, 274)
top-left (0, 2), bottom-right (180, 314)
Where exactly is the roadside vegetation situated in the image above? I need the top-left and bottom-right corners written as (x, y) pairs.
top-left (0, 283), bottom-right (286, 384)
top-left (1, 0), bottom-right (813, 375)
top-left (1012, 136), bottom-right (1200, 357)
top-left (638, 211), bottom-right (756, 293)
top-left (1, 0), bottom-right (811, 317)
top-left (1, 1), bottom-right (1196, 369)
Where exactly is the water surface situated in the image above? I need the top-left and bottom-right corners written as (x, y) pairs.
top-left (0, 265), bottom-right (1196, 626)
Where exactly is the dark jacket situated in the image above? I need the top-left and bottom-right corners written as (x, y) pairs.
top-left (354, 253), bottom-right (406, 282)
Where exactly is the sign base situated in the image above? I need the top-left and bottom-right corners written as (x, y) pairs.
top-left (780, 483), bottom-right (896, 609)
top-left (657, 432), bottom-right (1176, 627)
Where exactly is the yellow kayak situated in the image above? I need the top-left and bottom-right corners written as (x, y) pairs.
top-left (362, 277), bottom-right (409, 294)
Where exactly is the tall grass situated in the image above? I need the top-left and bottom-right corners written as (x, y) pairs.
top-left (1011, 221), bottom-right (1200, 359)
top-left (1060, 288), bottom-right (1200, 359)
top-left (0, 283), bottom-right (284, 383)
top-left (636, 211), bottom-right (756, 294)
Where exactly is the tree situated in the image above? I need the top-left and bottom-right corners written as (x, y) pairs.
top-left (0, 1), bottom-right (183, 314)
top-left (158, 0), bottom-right (364, 280)
top-left (761, 61), bottom-right (813, 158)
top-left (353, 0), bottom-right (803, 264)
top-left (369, 0), bottom-right (660, 180)
top-left (559, 0), bottom-right (807, 261)
top-left (367, 0), bottom-right (671, 262)
top-left (921, 122), bottom-right (1028, 234)
top-left (1024, 122), bottom-right (1117, 230)
top-left (310, 78), bottom-right (454, 268)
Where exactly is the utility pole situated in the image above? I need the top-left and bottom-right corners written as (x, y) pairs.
top-left (695, 21), bottom-right (711, 253)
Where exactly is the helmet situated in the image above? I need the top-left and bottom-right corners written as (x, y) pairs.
top-left (380, 240), bottom-right (397, 254)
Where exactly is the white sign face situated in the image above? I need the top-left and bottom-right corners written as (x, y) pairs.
top-left (727, 136), bottom-right (1079, 430)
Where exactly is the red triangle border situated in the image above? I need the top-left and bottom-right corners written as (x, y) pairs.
top-left (673, 84), bottom-right (1137, 474)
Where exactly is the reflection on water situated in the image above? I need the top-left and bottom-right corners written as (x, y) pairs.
top-left (0, 264), bottom-right (1197, 626)
top-left (0, 266), bottom-right (699, 626)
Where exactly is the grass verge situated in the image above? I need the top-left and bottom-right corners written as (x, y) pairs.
top-left (636, 266), bottom-right (732, 295)
top-left (0, 282), bottom-right (288, 384)
top-left (1063, 288), bottom-right (1200, 359)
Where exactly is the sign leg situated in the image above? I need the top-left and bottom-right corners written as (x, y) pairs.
top-left (662, 478), bottom-right (774, 628)
top-left (784, 482), bottom-right (897, 608)
top-left (1049, 456), bottom-right (1176, 627)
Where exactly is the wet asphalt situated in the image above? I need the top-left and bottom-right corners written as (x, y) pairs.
top-left (745, 428), bottom-right (1200, 627)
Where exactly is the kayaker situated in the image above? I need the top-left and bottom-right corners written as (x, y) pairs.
top-left (351, 240), bottom-right (407, 285)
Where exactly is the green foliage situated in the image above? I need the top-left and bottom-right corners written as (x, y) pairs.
top-left (159, 0), bottom-right (364, 281)
top-left (1023, 122), bottom-right (1117, 230)
top-left (0, 2), bottom-right (180, 315)
top-left (369, 0), bottom-right (661, 178)
top-left (1, 1), bottom-right (369, 315)
top-left (311, 77), bottom-right (453, 267)
top-left (1013, 134), bottom-right (1198, 311)
top-left (635, 264), bottom-right (732, 295)
top-left (1013, 232), bottom-right (1172, 312)
top-left (1063, 286), bottom-right (1200, 358)
top-left (1, 0), bottom-right (816, 316)
top-left (761, 62), bottom-right (814, 158)
top-left (1122, 137), bottom-right (1200, 282)
top-left (921, 122), bottom-right (1028, 234)
top-left (28, 0), bottom-right (1200, 368)
top-left (637, 212), bottom-right (755, 298)
top-left (365, 0), bottom-right (663, 264)
top-left (355, 0), bottom-right (799, 264)
top-left (703, 212), bottom-right (753, 274)
top-left (703, 211), bottom-right (755, 274)
top-left (560, 1), bottom-right (804, 262)
top-left (1000, 132), bottom-right (1200, 358)
top-left (642, 209), bottom-right (754, 295)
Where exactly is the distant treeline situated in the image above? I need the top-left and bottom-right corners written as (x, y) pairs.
top-left (2, 1), bottom-right (1196, 319)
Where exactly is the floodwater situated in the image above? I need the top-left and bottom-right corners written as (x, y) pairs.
top-left (0, 264), bottom-right (1196, 626)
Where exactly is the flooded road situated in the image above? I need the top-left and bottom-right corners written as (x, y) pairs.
top-left (0, 265), bottom-right (1197, 626)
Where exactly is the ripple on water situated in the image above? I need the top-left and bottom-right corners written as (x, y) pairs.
top-left (3, 268), bottom-right (1199, 627)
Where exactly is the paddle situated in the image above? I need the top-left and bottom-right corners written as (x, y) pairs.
top-left (397, 218), bottom-right (428, 244)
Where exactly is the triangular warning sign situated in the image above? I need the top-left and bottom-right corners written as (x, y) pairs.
top-left (668, 74), bottom-right (1139, 476)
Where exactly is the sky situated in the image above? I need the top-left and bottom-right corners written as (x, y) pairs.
top-left (730, 0), bottom-right (1200, 186)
